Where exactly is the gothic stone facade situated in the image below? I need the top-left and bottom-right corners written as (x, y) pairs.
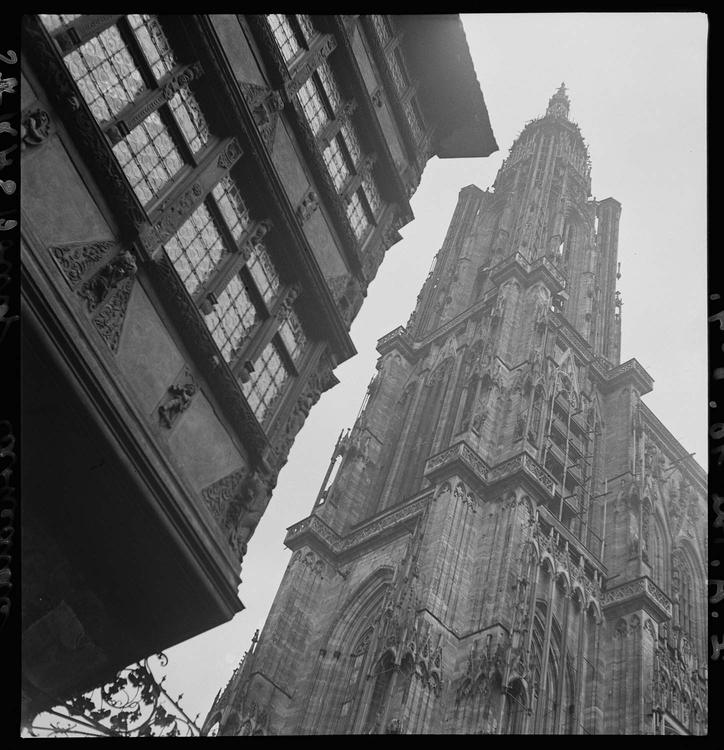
top-left (20, 14), bottom-right (496, 719)
top-left (203, 86), bottom-right (707, 736)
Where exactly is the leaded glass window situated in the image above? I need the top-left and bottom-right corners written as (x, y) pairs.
top-left (317, 62), bottom-right (341, 113)
top-left (323, 136), bottom-right (351, 191)
top-left (339, 122), bottom-right (361, 167)
top-left (48, 14), bottom-right (213, 208)
top-left (212, 176), bottom-right (251, 243)
top-left (242, 341), bottom-right (290, 422)
top-left (279, 309), bottom-right (307, 362)
top-left (40, 14), bottom-right (308, 429)
top-left (265, 14), bottom-right (385, 238)
top-left (267, 13), bottom-right (301, 64)
top-left (205, 275), bottom-right (259, 362)
top-left (169, 87), bottom-right (210, 154)
top-left (362, 175), bottom-right (382, 216)
top-left (247, 243), bottom-right (281, 305)
top-left (163, 203), bottom-right (227, 296)
top-left (111, 112), bottom-right (184, 205)
top-left (128, 13), bottom-right (177, 80)
top-left (64, 26), bottom-right (146, 124)
top-left (297, 77), bottom-right (330, 136)
top-left (346, 190), bottom-right (370, 239)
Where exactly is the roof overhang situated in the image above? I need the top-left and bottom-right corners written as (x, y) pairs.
top-left (397, 14), bottom-right (498, 158)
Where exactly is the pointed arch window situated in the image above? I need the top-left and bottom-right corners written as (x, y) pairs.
top-left (364, 651), bottom-right (396, 733)
top-left (339, 627), bottom-right (373, 728)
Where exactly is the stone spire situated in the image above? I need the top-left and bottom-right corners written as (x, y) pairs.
top-left (546, 81), bottom-right (570, 119)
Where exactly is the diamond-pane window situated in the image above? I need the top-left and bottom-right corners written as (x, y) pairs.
top-left (247, 244), bottom-right (281, 305)
top-left (242, 341), bottom-right (290, 422)
top-left (169, 86), bottom-right (210, 154)
top-left (204, 275), bottom-right (259, 362)
top-left (279, 310), bottom-right (307, 362)
top-left (128, 13), bottom-right (177, 80)
top-left (323, 136), bottom-right (351, 191)
top-left (112, 111), bottom-right (184, 204)
top-left (164, 203), bottom-right (228, 296)
top-left (297, 78), bottom-right (329, 136)
top-left (64, 25), bottom-right (146, 124)
top-left (267, 13), bottom-right (301, 64)
top-left (346, 189), bottom-right (370, 239)
top-left (212, 176), bottom-right (251, 243)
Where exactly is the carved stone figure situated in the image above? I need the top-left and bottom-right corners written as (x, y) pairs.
top-left (158, 382), bottom-right (196, 428)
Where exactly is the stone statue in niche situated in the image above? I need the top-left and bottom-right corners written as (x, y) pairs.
top-left (158, 381), bottom-right (196, 428)
top-left (514, 411), bottom-right (526, 440)
top-left (472, 407), bottom-right (488, 433)
top-left (79, 250), bottom-right (137, 312)
top-left (630, 529), bottom-right (640, 557)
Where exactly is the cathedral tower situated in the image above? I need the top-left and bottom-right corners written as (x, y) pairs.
top-left (203, 86), bottom-right (707, 735)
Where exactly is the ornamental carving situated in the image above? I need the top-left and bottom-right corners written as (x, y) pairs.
top-left (273, 283), bottom-right (302, 324)
top-left (78, 250), bottom-right (137, 313)
top-left (217, 138), bottom-right (243, 171)
top-left (149, 255), bottom-right (268, 456)
top-left (295, 189), bottom-right (319, 223)
top-left (50, 240), bottom-right (117, 288)
top-left (201, 467), bottom-right (248, 525)
top-left (20, 106), bottom-right (52, 149)
top-left (456, 631), bottom-right (510, 703)
top-left (240, 81), bottom-right (284, 150)
top-left (281, 35), bottom-right (338, 100)
top-left (271, 357), bottom-right (330, 468)
top-left (92, 275), bottom-right (135, 352)
top-left (228, 468), bottom-right (277, 563)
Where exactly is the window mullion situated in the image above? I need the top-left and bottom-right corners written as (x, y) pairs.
top-left (142, 136), bottom-right (242, 256)
top-left (104, 61), bottom-right (205, 146)
top-left (317, 98), bottom-right (357, 149)
top-left (235, 283), bottom-right (300, 377)
top-left (51, 14), bottom-right (124, 54)
top-left (283, 33), bottom-right (338, 99)
top-left (200, 220), bottom-right (271, 306)
top-left (342, 153), bottom-right (376, 202)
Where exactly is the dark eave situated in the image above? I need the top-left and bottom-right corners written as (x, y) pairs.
top-left (396, 14), bottom-right (498, 159)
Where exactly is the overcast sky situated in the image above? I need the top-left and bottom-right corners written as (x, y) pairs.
top-left (160, 13), bottom-right (707, 726)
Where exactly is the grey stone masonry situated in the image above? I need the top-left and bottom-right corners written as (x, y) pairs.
top-left (203, 83), bottom-right (706, 736)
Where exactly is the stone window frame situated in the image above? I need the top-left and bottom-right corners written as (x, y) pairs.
top-left (265, 13), bottom-right (384, 244)
top-left (38, 13), bottom-right (312, 430)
